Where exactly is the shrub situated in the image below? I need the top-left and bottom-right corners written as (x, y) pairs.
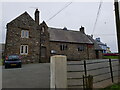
top-left (103, 53), bottom-right (119, 56)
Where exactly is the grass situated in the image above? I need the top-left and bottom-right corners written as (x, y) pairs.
top-left (102, 83), bottom-right (120, 90)
top-left (103, 56), bottom-right (119, 59)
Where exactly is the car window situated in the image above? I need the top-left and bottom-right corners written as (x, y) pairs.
top-left (8, 55), bottom-right (19, 60)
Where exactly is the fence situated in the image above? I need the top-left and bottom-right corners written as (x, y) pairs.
top-left (67, 59), bottom-right (120, 88)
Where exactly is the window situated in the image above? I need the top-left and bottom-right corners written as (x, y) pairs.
top-left (21, 30), bottom-right (29, 38)
top-left (25, 31), bottom-right (29, 38)
top-left (78, 45), bottom-right (84, 51)
top-left (20, 45), bottom-right (28, 55)
top-left (41, 27), bottom-right (45, 34)
top-left (20, 45), bottom-right (24, 54)
top-left (21, 30), bottom-right (24, 38)
top-left (42, 27), bottom-right (45, 32)
top-left (60, 44), bottom-right (67, 51)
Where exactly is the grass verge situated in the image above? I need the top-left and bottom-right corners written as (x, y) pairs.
top-left (102, 83), bottom-right (120, 90)
top-left (103, 56), bottom-right (119, 59)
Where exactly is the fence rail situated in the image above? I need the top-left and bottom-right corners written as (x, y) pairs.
top-left (67, 59), bottom-right (120, 88)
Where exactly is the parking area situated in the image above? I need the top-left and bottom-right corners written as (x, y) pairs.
top-left (2, 63), bottom-right (50, 88)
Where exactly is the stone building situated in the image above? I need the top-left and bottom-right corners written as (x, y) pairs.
top-left (95, 38), bottom-right (111, 53)
top-left (87, 35), bottom-right (103, 59)
top-left (5, 9), bottom-right (103, 63)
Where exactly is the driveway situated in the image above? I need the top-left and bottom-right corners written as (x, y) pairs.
top-left (2, 63), bottom-right (50, 88)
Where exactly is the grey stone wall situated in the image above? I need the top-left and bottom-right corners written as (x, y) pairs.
top-left (49, 42), bottom-right (96, 60)
top-left (39, 22), bottom-right (50, 63)
top-left (5, 12), bottom-right (40, 63)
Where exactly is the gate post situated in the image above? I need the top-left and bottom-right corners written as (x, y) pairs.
top-left (83, 75), bottom-right (93, 90)
top-left (50, 55), bottom-right (67, 88)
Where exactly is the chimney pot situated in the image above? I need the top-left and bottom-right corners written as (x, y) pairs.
top-left (80, 26), bottom-right (85, 34)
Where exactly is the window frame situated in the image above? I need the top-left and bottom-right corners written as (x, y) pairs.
top-left (60, 44), bottom-right (68, 51)
top-left (20, 45), bottom-right (28, 55)
top-left (78, 45), bottom-right (85, 51)
top-left (21, 30), bottom-right (29, 38)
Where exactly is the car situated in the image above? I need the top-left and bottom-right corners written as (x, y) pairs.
top-left (4, 55), bottom-right (22, 69)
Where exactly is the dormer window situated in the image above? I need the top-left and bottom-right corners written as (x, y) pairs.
top-left (21, 30), bottom-right (29, 38)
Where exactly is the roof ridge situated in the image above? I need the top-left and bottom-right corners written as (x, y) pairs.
top-left (48, 27), bottom-right (80, 32)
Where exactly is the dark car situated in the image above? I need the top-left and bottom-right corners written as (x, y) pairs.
top-left (4, 55), bottom-right (22, 69)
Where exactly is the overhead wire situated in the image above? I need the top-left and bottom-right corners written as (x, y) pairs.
top-left (92, 0), bottom-right (103, 35)
top-left (46, 2), bottom-right (72, 22)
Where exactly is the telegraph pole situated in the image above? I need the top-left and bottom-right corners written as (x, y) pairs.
top-left (114, 0), bottom-right (120, 84)
top-left (114, 0), bottom-right (120, 63)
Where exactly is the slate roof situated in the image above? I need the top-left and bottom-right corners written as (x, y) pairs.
top-left (48, 27), bottom-right (93, 44)
top-left (87, 35), bottom-right (103, 50)
top-left (7, 12), bottom-right (37, 26)
top-left (96, 40), bottom-right (106, 45)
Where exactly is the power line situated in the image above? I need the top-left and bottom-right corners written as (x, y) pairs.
top-left (46, 2), bottom-right (72, 22)
top-left (92, 0), bottom-right (103, 35)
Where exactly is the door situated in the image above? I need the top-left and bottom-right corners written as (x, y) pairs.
top-left (96, 51), bottom-right (99, 59)
top-left (41, 47), bottom-right (46, 58)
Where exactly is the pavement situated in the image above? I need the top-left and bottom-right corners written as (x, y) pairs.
top-left (2, 63), bottom-right (50, 88)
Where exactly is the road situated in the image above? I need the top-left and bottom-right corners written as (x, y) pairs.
top-left (2, 63), bottom-right (50, 88)
top-left (2, 59), bottom-right (119, 88)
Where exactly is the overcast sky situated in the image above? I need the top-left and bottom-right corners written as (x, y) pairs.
top-left (0, 0), bottom-right (120, 52)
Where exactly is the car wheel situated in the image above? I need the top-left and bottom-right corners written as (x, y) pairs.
top-left (5, 65), bottom-right (8, 69)
top-left (18, 64), bottom-right (22, 68)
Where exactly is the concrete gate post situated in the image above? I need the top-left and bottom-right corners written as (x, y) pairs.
top-left (50, 55), bottom-right (67, 88)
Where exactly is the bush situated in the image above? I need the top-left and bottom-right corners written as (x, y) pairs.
top-left (103, 53), bottom-right (119, 56)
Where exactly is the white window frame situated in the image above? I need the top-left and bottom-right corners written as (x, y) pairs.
top-left (20, 45), bottom-right (28, 55)
top-left (21, 30), bottom-right (29, 38)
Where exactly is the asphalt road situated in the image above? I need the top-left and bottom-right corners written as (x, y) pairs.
top-left (2, 63), bottom-right (50, 88)
top-left (2, 59), bottom-right (119, 89)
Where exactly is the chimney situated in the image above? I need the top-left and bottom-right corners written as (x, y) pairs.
top-left (63, 27), bottom-right (67, 30)
top-left (91, 34), bottom-right (93, 38)
top-left (80, 26), bottom-right (85, 34)
top-left (35, 9), bottom-right (39, 25)
top-left (96, 38), bottom-right (100, 42)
